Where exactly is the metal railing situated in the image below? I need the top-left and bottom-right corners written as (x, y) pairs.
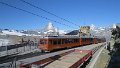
top-left (0, 43), bottom-right (38, 57)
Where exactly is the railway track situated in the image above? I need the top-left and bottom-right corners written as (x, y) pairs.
top-left (0, 43), bottom-right (106, 68)
top-left (19, 43), bottom-right (106, 68)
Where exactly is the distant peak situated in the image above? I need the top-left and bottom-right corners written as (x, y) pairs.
top-left (46, 22), bottom-right (55, 30)
top-left (90, 24), bottom-right (96, 30)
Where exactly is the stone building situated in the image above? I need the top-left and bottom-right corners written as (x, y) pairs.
top-left (79, 26), bottom-right (91, 36)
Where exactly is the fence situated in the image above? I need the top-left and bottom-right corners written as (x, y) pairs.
top-left (0, 42), bottom-right (38, 57)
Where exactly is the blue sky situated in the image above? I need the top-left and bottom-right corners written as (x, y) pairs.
top-left (0, 0), bottom-right (120, 30)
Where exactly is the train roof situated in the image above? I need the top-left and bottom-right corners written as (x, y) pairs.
top-left (40, 35), bottom-right (95, 39)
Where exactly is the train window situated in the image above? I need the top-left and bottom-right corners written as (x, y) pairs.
top-left (68, 39), bottom-right (72, 43)
top-left (49, 40), bottom-right (52, 44)
top-left (40, 40), bottom-right (47, 44)
top-left (62, 39), bottom-right (64, 44)
top-left (67, 39), bottom-right (69, 43)
top-left (74, 39), bottom-right (78, 42)
top-left (75, 39), bottom-right (76, 42)
top-left (76, 39), bottom-right (77, 42)
top-left (72, 39), bottom-right (74, 43)
top-left (85, 38), bottom-right (86, 42)
top-left (66, 39), bottom-right (69, 43)
top-left (91, 38), bottom-right (93, 41)
top-left (74, 39), bottom-right (75, 42)
top-left (77, 39), bottom-right (79, 42)
top-left (86, 38), bottom-right (87, 41)
top-left (65, 39), bottom-right (67, 43)
top-left (83, 38), bottom-right (85, 42)
top-left (53, 40), bottom-right (57, 45)
top-left (70, 39), bottom-right (73, 43)
top-left (58, 39), bottom-right (61, 44)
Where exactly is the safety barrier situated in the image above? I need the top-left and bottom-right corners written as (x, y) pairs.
top-left (0, 44), bottom-right (37, 57)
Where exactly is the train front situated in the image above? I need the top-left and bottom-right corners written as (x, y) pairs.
top-left (38, 37), bottom-right (49, 51)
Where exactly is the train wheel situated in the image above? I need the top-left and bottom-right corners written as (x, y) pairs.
top-left (41, 50), bottom-right (45, 53)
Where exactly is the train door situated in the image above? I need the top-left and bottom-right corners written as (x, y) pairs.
top-left (52, 38), bottom-right (58, 49)
top-left (93, 38), bottom-right (97, 44)
top-left (39, 38), bottom-right (48, 51)
top-left (48, 38), bottom-right (53, 51)
top-left (80, 38), bottom-right (85, 45)
top-left (57, 38), bottom-right (62, 48)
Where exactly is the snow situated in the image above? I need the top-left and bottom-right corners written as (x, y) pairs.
top-left (112, 24), bottom-right (116, 28)
top-left (59, 30), bottom-right (67, 34)
top-left (47, 30), bottom-right (54, 32)
top-left (0, 22), bottom-right (67, 36)
top-left (46, 22), bottom-right (55, 31)
top-left (0, 39), bottom-right (10, 46)
top-left (26, 34), bottom-right (41, 36)
top-left (2, 30), bottom-right (26, 36)
top-left (43, 22), bottom-right (67, 35)
top-left (90, 24), bottom-right (96, 30)
top-left (1, 30), bottom-right (41, 36)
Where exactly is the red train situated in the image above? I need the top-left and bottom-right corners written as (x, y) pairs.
top-left (38, 36), bottom-right (106, 51)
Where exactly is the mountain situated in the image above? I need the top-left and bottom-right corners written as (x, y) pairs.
top-left (21, 30), bottom-right (40, 35)
top-left (42, 22), bottom-right (67, 35)
top-left (90, 24), bottom-right (96, 30)
top-left (90, 25), bottom-right (112, 41)
top-left (45, 22), bottom-right (55, 31)
top-left (0, 29), bottom-right (41, 36)
top-left (58, 30), bottom-right (67, 35)
top-left (65, 30), bottom-right (79, 35)
top-left (1, 30), bottom-right (26, 36)
top-left (42, 22), bottom-right (56, 35)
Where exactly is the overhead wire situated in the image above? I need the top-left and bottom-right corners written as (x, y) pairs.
top-left (0, 1), bottom-right (77, 29)
top-left (20, 0), bottom-right (80, 27)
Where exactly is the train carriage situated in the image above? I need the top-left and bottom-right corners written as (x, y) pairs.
top-left (39, 36), bottom-right (105, 51)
